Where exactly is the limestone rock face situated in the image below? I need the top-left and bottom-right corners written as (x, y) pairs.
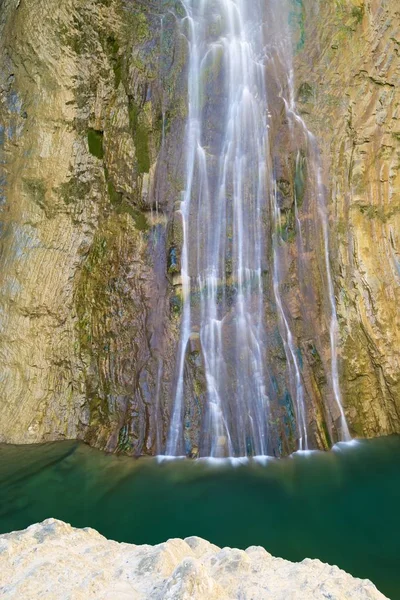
top-left (296, 0), bottom-right (400, 438)
top-left (0, 0), bottom-right (187, 452)
top-left (0, 519), bottom-right (388, 599)
top-left (0, 0), bottom-right (399, 453)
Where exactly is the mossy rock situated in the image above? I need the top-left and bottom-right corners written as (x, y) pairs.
top-left (88, 129), bottom-right (104, 159)
top-left (128, 100), bottom-right (151, 174)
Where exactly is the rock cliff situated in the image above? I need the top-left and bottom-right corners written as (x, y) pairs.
top-left (0, 0), bottom-right (187, 452)
top-left (0, 519), bottom-right (389, 599)
top-left (0, 0), bottom-right (399, 453)
top-left (295, 0), bottom-right (400, 438)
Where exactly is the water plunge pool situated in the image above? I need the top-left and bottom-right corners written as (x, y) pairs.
top-left (1, 436), bottom-right (399, 599)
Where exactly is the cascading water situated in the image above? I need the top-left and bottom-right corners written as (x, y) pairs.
top-left (280, 69), bottom-right (352, 444)
top-left (165, 0), bottom-right (350, 457)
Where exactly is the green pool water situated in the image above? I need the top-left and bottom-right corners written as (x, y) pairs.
top-left (1, 436), bottom-right (400, 599)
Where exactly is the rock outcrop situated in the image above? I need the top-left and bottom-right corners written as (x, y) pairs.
top-left (0, 519), bottom-right (388, 599)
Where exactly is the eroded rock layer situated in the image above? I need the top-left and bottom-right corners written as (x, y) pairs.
top-left (0, 0), bottom-right (187, 452)
top-left (295, 0), bottom-right (400, 438)
top-left (0, 519), bottom-right (388, 599)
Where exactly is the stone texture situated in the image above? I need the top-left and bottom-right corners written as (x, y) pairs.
top-left (0, 0), bottom-right (399, 454)
top-left (0, 519), bottom-right (388, 599)
top-left (295, 0), bottom-right (400, 439)
top-left (0, 0), bottom-right (187, 453)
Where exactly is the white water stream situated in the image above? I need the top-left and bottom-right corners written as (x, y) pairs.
top-left (166, 0), bottom-right (350, 457)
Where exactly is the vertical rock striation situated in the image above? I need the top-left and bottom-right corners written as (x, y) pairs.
top-left (0, 0), bottom-right (187, 452)
top-left (295, 0), bottom-right (400, 438)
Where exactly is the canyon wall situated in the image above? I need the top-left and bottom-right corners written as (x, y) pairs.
top-left (295, 0), bottom-right (400, 438)
top-left (0, 0), bottom-right (399, 453)
top-left (0, 0), bottom-right (187, 452)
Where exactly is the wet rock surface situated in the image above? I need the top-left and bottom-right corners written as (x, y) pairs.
top-left (296, 0), bottom-right (400, 439)
top-left (0, 0), bottom-right (187, 453)
top-left (0, 519), bottom-right (388, 599)
top-left (0, 0), bottom-right (399, 454)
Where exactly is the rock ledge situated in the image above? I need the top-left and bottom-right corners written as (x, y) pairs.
top-left (0, 519), bottom-right (388, 599)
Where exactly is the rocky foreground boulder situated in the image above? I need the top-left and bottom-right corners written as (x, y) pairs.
top-left (0, 519), bottom-right (388, 599)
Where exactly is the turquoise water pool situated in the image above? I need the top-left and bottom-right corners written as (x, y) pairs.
top-left (1, 436), bottom-right (399, 598)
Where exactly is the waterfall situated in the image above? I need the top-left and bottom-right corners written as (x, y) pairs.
top-left (165, 0), bottom-right (350, 457)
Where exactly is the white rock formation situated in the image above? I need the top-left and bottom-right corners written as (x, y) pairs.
top-left (0, 519), bottom-right (388, 599)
